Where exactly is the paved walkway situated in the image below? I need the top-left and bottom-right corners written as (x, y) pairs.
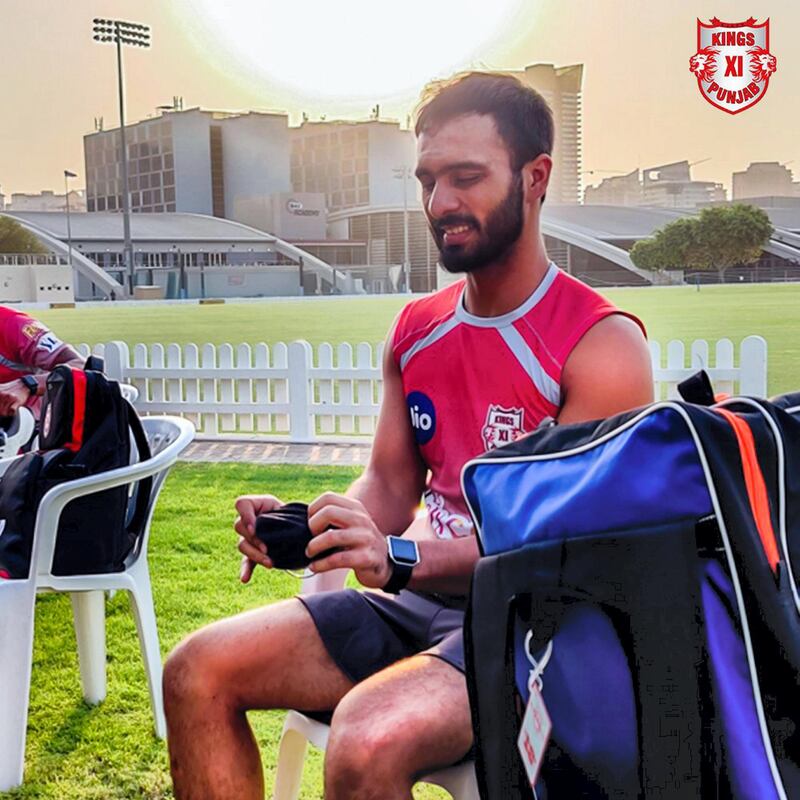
top-left (182, 437), bottom-right (372, 466)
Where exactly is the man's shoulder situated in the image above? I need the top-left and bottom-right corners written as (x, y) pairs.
top-left (392, 281), bottom-right (464, 354)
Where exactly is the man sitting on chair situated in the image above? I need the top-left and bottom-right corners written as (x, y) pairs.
top-left (163, 71), bottom-right (654, 799)
top-left (0, 305), bottom-right (82, 418)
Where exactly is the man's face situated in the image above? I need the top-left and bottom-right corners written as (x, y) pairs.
top-left (416, 114), bottom-right (524, 274)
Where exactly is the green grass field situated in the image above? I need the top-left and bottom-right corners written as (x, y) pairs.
top-left (7, 464), bottom-right (452, 800)
top-left (34, 283), bottom-right (800, 394)
top-left (7, 284), bottom-right (800, 798)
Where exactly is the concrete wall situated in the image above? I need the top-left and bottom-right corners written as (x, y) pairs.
top-left (0, 265), bottom-right (73, 302)
top-left (367, 125), bottom-right (417, 207)
top-left (172, 111), bottom-right (214, 215)
top-left (222, 114), bottom-right (292, 222)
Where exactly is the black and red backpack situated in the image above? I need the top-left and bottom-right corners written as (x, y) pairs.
top-left (0, 359), bottom-right (151, 579)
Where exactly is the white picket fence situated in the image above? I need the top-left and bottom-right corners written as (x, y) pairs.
top-left (76, 335), bottom-right (767, 442)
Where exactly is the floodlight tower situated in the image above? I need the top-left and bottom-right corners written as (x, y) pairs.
top-left (92, 18), bottom-right (151, 295)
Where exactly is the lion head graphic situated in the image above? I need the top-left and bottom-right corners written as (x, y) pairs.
top-left (689, 48), bottom-right (718, 83)
top-left (748, 47), bottom-right (777, 82)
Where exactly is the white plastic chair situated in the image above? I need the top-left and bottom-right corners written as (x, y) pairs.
top-left (272, 569), bottom-right (480, 800)
top-left (0, 415), bottom-right (194, 792)
top-left (0, 407), bottom-right (35, 462)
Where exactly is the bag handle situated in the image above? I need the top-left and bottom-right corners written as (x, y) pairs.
top-left (124, 401), bottom-right (153, 541)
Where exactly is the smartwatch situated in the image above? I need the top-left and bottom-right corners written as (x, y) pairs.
top-left (20, 375), bottom-right (38, 397)
top-left (382, 535), bottom-right (420, 594)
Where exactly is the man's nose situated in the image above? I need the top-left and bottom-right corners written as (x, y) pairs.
top-left (427, 182), bottom-right (461, 220)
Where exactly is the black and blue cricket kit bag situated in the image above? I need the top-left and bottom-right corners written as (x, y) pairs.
top-left (461, 382), bottom-right (800, 800)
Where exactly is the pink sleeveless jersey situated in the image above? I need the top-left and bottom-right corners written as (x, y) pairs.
top-left (391, 263), bottom-right (646, 539)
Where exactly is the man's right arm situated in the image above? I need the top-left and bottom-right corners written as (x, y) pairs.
top-left (235, 324), bottom-right (427, 583)
top-left (342, 328), bottom-right (427, 535)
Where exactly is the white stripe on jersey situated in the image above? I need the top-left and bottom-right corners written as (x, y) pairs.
top-left (399, 315), bottom-right (461, 371)
top-left (497, 324), bottom-right (561, 406)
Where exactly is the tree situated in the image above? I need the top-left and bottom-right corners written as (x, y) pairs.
top-left (692, 204), bottom-right (773, 282)
top-left (630, 204), bottom-right (773, 282)
top-left (0, 216), bottom-right (49, 255)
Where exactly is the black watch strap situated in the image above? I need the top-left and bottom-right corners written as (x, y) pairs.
top-left (382, 559), bottom-right (414, 594)
top-left (20, 375), bottom-right (38, 397)
top-left (382, 536), bottom-right (419, 594)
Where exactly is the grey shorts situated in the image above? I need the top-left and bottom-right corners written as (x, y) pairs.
top-left (297, 588), bottom-right (467, 685)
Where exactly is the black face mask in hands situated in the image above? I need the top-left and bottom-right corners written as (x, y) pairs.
top-left (254, 502), bottom-right (338, 571)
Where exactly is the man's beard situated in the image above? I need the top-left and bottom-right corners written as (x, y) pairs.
top-left (431, 173), bottom-right (524, 274)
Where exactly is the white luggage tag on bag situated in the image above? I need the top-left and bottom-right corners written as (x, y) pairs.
top-left (517, 635), bottom-right (553, 790)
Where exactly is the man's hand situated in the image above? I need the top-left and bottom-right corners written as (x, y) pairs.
top-left (0, 380), bottom-right (31, 416)
top-left (307, 493), bottom-right (391, 589)
top-left (234, 494), bottom-right (284, 583)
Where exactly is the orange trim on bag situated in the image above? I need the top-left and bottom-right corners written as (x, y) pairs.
top-left (715, 407), bottom-right (779, 574)
top-left (67, 369), bottom-right (87, 452)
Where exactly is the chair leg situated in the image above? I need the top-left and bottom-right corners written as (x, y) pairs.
top-left (128, 571), bottom-right (166, 739)
top-left (0, 582), bottom-right (36, 791)
top-left (70, 590), bottom-right (107, 705)
top-left (272, 726), bottom-right (309, 800)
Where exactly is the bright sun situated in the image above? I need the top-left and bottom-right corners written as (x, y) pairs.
top-left (179, 0), bottom-right (525, 100)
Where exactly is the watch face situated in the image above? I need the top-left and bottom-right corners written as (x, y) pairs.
top-left (389, 536), bottom-right (419, 566)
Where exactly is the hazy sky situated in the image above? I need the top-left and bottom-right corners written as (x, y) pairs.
top-left (2, 0), bottom-right (798, 197)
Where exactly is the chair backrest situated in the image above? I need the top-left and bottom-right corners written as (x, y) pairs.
top-left (125, 416), bottom-right (195, 564)
top-left (32, 416), bottom-right (194, 580)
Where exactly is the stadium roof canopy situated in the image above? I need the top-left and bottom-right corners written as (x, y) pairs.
top-left (4, 211), bottom-right (276, 243)
top-left (542, 204), bottom-right (800, 239)
top-left (1, 211), bottom-right (351, 297)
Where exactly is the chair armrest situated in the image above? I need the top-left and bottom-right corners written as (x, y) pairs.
top-left (299, 567), bottom-right (349, 596)
top-left (32, 416), bottom-right (194, 577)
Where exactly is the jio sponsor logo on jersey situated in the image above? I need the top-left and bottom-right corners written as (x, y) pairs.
top-left (407, 391), bottom-right (436, 445)
top-left (482, 404), bottom-right (525, 450)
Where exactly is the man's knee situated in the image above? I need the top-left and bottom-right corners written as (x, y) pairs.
top-left (325, 690), bottom-right (417, 781)
top-left (163, 626), bottom-right (236, 713)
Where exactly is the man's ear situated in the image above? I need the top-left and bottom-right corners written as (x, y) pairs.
top-left (523, 154), bottom-right (552, 206)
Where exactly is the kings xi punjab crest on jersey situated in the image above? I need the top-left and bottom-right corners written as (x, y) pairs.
top-left (689, 17), bottom-right (776, 114)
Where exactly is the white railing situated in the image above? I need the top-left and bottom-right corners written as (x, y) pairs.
top-left (76, 335), bottom-right (767, 442)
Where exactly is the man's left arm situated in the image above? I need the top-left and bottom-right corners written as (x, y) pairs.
top-left (0, 319), bottom-right (83, 414)
top-left (407, 316), bottom-right (654, 594)
top-left (557, 314), bottom-right (653, 425)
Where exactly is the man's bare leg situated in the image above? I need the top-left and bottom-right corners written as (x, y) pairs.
top-left (163, 598), bottom-right (354, 800)
top-left (325, 655), bottom-right (473, 800)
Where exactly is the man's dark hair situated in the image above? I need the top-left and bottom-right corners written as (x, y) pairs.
top-left (414, 71), bottom-right (554, 172)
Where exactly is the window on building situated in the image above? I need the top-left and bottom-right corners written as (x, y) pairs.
top-left (87, 198), bottom-right (95, 212)
top-left (140, 157), bottom-right (151, 173)
top-left (131, 192), bottom-right (140, 207)
top-left (152, 189), bottom-right (162, 204)
top-left (166, 203), bottom-right (176, 212)
top-left (140, 174), bottom-right (150, 189)
top-left (97, 197), bottom-right (106, 211)
top-left (151, 155), bottom-right (162, 171)
top-left (164, 186), bottom-right (175, 203)
top-left (357, 189), bottom-right (369, 204)
top-left (164, 153), bottom-right (174, 169)
top-left (143, 190), bottom-right (152, 205)
top-left (344, 190), bottom-right (356, 205)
